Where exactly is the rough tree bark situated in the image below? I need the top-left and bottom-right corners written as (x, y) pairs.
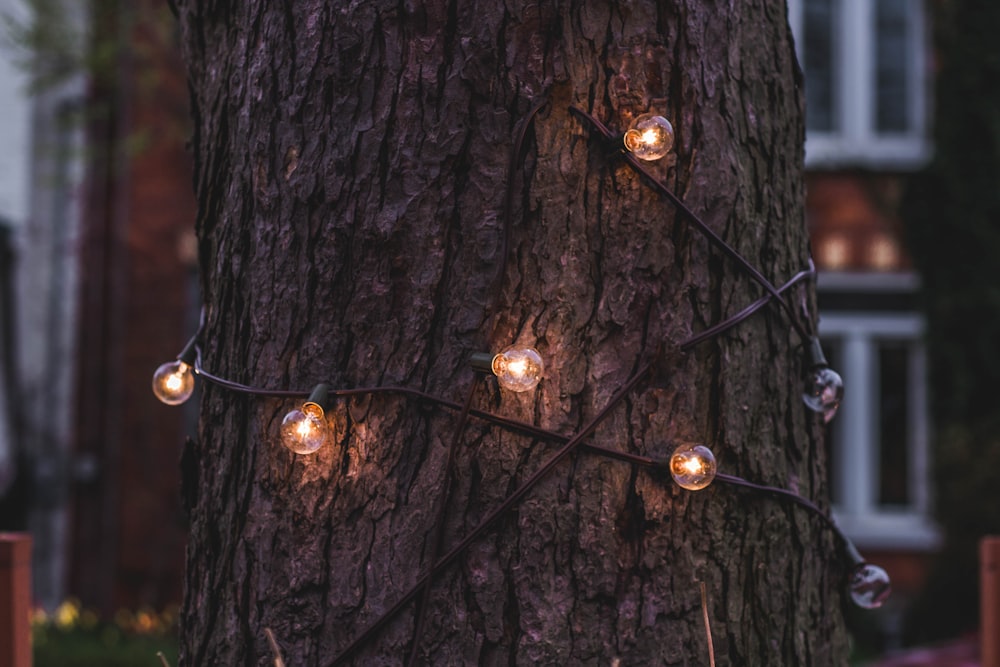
top-left (172, 0), bottom-right (850, 664)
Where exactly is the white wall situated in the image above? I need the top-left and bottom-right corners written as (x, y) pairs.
top-left (0, 0), bottom-right (31, 224)
top-left (0, 0), bottom-right (87, 609)
top-left (0, 0), bottom-right (33, 495)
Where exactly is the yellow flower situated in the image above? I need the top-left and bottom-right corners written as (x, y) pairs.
top-left (53, 599), bottom-right (81, 629)
top-left (135, 608), bottom-right (156, 633)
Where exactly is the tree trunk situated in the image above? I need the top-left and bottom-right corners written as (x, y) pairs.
top-left (172, 0), bottom-right (849, 664)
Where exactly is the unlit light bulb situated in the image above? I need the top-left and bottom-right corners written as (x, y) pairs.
top-left (623, 113), bottom-right (674, 161)
top-left (152, 360), bottom-right (195, 405)
top-left (492, 346), bottom-right (544, 392)
top-left (802, 367), bottom-right (844, 423)
top-left (669, 443), bottom-right (717, 491)
top-left (802, 338), bottom-right (843, 423)
top-left (848, 563), bottom-right (891, 609)
top-left (281, 384), bottom-right (332, 455)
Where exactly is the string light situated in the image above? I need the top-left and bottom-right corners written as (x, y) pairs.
top-left (469, 346), bottom-right (544, 392)
top-left (622, 113), bottom-right (674, 161)
top-left (670, 443), bottom-right (718, 490)
top-left (847, 562), bottom-right (892, 609)
top-left (802, 337), bottom-right (844, 423)
top-left (152, 102), bottom-right (892, 663)
top-left (842, 539), bottom-right (892, 609)
top-left (280, 384), bottom-right (333, 455)
top-left (178, 342), bottom-right (890, 666)
top-left (152, 339), bottom-right (197, 405)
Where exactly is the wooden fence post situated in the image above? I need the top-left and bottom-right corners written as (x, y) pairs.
top-left (0, 532), bottom-right (32, 667)
top-left (983, 536), bottom-right (1000, 667)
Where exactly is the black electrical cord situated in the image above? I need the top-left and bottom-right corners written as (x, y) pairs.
top-left (164, 102), bottom-right (864, 664)
top-left (568, 105), bottom-right (814, 344)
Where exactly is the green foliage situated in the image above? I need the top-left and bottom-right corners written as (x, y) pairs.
top-left (1, 0), bottom-right (93, 92)
top-left (1, 0), bottom-right (175, 94)
top-left (33, 599), bottom-right (179, 667)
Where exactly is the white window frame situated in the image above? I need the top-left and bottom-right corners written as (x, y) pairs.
top-left (788, 0), bottom-right (932, 169)
top-left (819, 310), bottom-right (939, 550)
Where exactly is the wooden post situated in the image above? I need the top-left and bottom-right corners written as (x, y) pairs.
top-left (982, 536), bottom-right (1000, 667)
top-left (0, 532), bottom-right (32, 667)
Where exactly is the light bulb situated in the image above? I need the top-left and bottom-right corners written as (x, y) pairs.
top-left (152, 360), bottom-right (195, 405)
top-left (669, 443), bottom-right (717, 491)
top-left (281, 384), bottom-right (332, 455)
top-left (847, 563), bottom-right (891, 609)
top-left (623, 113), bottom-right (674, 161)
top-left (491, 346), bottom-right (544, 392)
top-left (801, 337), bottom-right (843, 423)
top-left (802, 366), bottom-right (844, 423)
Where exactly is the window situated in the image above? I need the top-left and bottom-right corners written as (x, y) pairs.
top-left (817, 275), bottom-right (939, 549)
top-left (788, 0), bottom-right (931, 168)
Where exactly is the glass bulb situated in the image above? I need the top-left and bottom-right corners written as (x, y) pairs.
top-left (281, 402), bottom-right (330, 455)
top-left (848, 563), bottom-right (891, 609)
top-left (802, 366), bottom-right (844, 423)
top-left (669, 443), bottom-right (717, 491)
top-left (152, 360), bottom-right (195, 405)
top-left (491, 346), bottom-right (544, 392)
top-left (623, 113), bottom-right (674, 161)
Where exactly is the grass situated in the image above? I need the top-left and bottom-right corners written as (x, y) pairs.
top-left (32, 599), bottom-right (179, 667)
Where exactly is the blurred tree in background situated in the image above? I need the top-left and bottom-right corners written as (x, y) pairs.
top-left (902, 0), bottom-right (1000, 643)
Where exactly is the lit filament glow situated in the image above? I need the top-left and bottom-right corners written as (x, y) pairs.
top-left (296, 415), bottom-right (314, 438)
top-left (152, 360), bottom-right (195, 405)
top-left (491, 347), bottom-right (544, 392)
top-left (681, 457), bottom-right (703, 475)
top-left (507, 358), bottom-right (528, 376)
top-left (623, 113), bottom-right (674, 161)
top-left (669, 443), bottom-right (717, 491)
top-left (280, 384), bottom-right (332, 455)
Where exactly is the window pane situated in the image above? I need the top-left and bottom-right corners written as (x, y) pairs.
top-left (804, 0), bottom-right (838, 133)
top-left (878, 341), bottom-right (910, 505)
top-left (875, 0), bottom-right (911, 133)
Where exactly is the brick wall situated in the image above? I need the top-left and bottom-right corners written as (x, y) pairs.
top-left (70, 1), bottom-right (196, 614)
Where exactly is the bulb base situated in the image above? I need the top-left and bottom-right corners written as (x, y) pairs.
top-left (177, 337), bottom-right (198, 366)
top-left (842, 537), bottom-right (865, 568)
top-left (805, 337), bottom-right (828, 369)
top-left (469, 352), bottom-right (497, 375)
top-left (306, 383), bottom-right (330, 412)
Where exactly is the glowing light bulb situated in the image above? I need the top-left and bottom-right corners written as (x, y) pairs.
top-left (623, 113), bottom-right (674, 161)
top-left (492, 346), bottom-right (544, 392)
top-left (802, 338), bottom-right (843, 423)
top-left (847, 563), bottom-right (892, 609)
top-left (152, 360), bottom-right (195, 405)
top-left (669, 443), bottom-right (717, 491)
top-left (281, 384), bottom-right (333, 455)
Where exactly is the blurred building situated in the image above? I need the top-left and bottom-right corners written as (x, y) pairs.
top-left (0, 0), bottom-right (196, 614)
top-left (0, 0), bottom-right (78, 609)
top-left (789, 0), bottom-right (939, 649)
